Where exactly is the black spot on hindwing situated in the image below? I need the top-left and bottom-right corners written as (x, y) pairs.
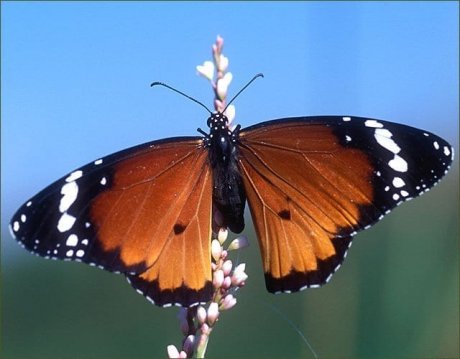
top-left (173, 223), bottom-right (186, 235)
top-left (278, 209), bottom-right (291, 220)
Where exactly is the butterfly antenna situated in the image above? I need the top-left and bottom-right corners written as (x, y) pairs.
top-left (151, 81), bottom-right (213, 114)
top-left (223, 73), bottom-right (264, 112)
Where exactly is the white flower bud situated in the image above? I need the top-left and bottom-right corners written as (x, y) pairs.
top-left (218, 54), bottom-right (229, 72)
top-left (197, 306), bottom-right (207, 325)
top-left (211, 239), bottom-right (222, 261)
top-left (213, 269), bottom-right (224, 288)
top-left (216, 72), bottom-right (233, 100)
top-left (207, 302), bottom-right (220, 326)
top-left (224, 104), bottom-right (236, 126)
top-left (227, 235), bottom-right (249, 251)
top-left (217, 228), bottom-right (228, 244)
top-left (232, 263), bottom-right (248, 286)
top-left (167, 345), bottom-right (180, 358)
top-left (222, 259), bottom-right (233, 276)
top-left (221, 294), bottom-right (237, 310)
top-left (196, 61), bottom-right (215, 81)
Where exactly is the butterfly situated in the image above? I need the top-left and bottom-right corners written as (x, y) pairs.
top-left (10, 101), bottom-right (453, 307)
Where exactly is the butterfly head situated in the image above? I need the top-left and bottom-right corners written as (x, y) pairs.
top-left (207, 112), bottom-right (229, 130)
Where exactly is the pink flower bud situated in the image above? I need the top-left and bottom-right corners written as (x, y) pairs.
top-left (222, 259), bottom-right (233, 276)
top-left (222, 275), bottom-right (232, 289)
top-left (216, 35), bottom-right (224, 52)
top-left (201, 323), bottom-right (211, 335)
top-left (213, 269), bottom-right (224, 288)
top-left (211, 239), bottom-right (222, 261)
top-left (207, 302), bottom-right (220, 326)
top-left (221, 294), bottom-right (237, 310)
top-left (214, 99), bottom-right (224, 113)
top-left (197, 306), bottom-right (207, 325)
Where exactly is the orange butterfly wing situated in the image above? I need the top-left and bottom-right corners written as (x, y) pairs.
top-left (12, 136), bottom-right (213, 307)
top-left (88, 139), bottom-right (213, 306)
top-left (239, 120), bottom-right (396, 292)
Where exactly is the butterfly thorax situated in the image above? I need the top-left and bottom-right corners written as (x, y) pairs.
top-left (205, 112), bottom-right (246, 233)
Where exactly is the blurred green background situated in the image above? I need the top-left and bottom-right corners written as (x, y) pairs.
top-left (2, 2), bottom-right (458, 359)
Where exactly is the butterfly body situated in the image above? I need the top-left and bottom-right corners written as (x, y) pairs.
top-left (10, 115), bottom-right (453, 307)
top-left (204, 112), bottom-right (246, 233)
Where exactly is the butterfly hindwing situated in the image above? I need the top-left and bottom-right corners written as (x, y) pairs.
top-left (10, 137), bottom-right (214, 307)
top-left (237, 116), bottom-right (453, 293)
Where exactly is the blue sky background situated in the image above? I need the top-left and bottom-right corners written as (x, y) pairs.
top-left (3, 2), bottom-right (458, 211)
top-left (2, 2), bottom-right (459, 359)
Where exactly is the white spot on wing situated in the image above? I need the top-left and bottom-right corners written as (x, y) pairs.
top-left (374, 128), bottom-right (400, 154)
top-left (13, 221), bottom-right (20, 232)
top-left (82, 239), bottom-right (89, 245)
top-left (26, 201), bottom-right (32, 207)
top-left (342, 116), bottom-right (351, 122)
top-left (66, 234), bottom-right (79, 247)
top-left (365, 119), bottom-right (384, 128)
top-left (345, 135), bottom-right (352, 142)
top-left (21, 214), bottom-right (27, 222)
top-left (100, 177), bottom-right (107, 185)
top-left (400, 190), bottom-right (409, 197)
top-left (389, 155), bottom-right (408, 172)
top-left (65, 170), bottom-right (83, 183)
top-left (94, 159), bottom-right (103, 165)
top-left (76, 249), bottom-right (85, 257)
top-left (59, 181), bottom-right (79, 212)
top-left (392, 177), bottom-right (405, 188)
top-left (443, 146), bottom-right (451, 156)
top-left (66, 249), bottom-right (74, 257)
top-left (392, 193), bottom-right (400, 201)
top-left (146, 296), bottom-right (155, 305)
top-left (433, 141), bottom-right (440, 150)
top-left (57, 213), bottom-right (76, 232)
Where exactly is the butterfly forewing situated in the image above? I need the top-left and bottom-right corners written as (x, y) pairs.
top-left (10, 137), bottom-right (214, 307)
top-left (238, 116), bottom-right (453, 293)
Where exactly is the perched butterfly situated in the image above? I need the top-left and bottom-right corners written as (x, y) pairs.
top-left (10, 83), bottom-right (453, 307)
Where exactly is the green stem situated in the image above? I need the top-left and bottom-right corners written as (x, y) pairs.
top-left (195, 326), bottom-right (212, 358)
